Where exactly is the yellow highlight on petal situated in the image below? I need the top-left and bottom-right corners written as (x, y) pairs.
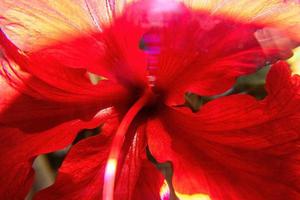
top-left (160, 181), bottom-right (170, 199)
top-left (176, 192), bottom-right (211, 200)
top-left (181, 0), bottom-right (300, 41)
top-left (1, 0), bottom-right (106, 50)
top-left (288, 47), bottom-right (300, 75)
top-left (160, 181), bottom-right (211, 200)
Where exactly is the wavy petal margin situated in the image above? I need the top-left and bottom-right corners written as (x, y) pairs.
top-left (147, 61), bottom-right (300, 200)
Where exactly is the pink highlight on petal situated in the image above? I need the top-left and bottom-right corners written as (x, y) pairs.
top-left (148, 0), bottom-right (181, 14)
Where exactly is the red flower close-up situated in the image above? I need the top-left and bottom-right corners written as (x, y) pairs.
top-left (1, 0), bottom-right (300, 199)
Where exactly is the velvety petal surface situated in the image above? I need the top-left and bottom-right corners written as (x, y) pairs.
top-left (0, 107), bottom-right (116, 200)
top-left (113, 0), bottom-right (300, 105)
top-left (0, 29), bottom-right (131, 104)
top-left (147, 61), bottom-right (300, 200)
top-left (33, 120), bottom-right (116, 200)
top-left (153, 8), bottom-right (299, 105)
top-left (114, 123), bottom-right (164, 200)
top-left (0, 58), bottom-right (128, 132)
top-left (131, 160), bottom-right (164, 200)
top-left (29, 18), bottom-right (148, 88)
top-left (35, 120), bottom-right (163, 200)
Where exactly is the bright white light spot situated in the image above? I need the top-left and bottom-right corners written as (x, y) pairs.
top-left (104, 158), bottom-right (117, 181)
top-left (103, 158), bottom-right (117, 200)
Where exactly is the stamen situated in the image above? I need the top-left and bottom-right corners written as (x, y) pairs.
top-left (103, 90), bottom-right (153, 200)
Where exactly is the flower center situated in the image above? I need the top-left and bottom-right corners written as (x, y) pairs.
top-left (102, 89), bottom-right (155, 200)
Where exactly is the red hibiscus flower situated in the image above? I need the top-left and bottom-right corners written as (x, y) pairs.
top-left (1, 0), bottom-right (300, 199)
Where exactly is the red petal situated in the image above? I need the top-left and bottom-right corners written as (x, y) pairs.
top-left (0, 108), bottom-right (115, 199)
top-left (0, 64), bottom-right (124, 132)
top-left (114, 123), bottom-right (164, 200)
top-left (147, 61), bottom-right (300, 199)
top-left (131, 160), bottom-right (164, 200)
top-left (33, 122), bottom-right (115, 200)
top-left (28, 18), bottom-right (148, 88)
top-left (95, 17), bottom-right (148, 87)
top-left (121, 0), bottom-right (299, 105)
top-left (0, 30), bottom-right (130, 104)
top-left (0, 0), bottom-right (148, 88)
top-left (35, 121), bottom-right (163, 200)
top-left (154, 9), bottom-right (287, 105)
